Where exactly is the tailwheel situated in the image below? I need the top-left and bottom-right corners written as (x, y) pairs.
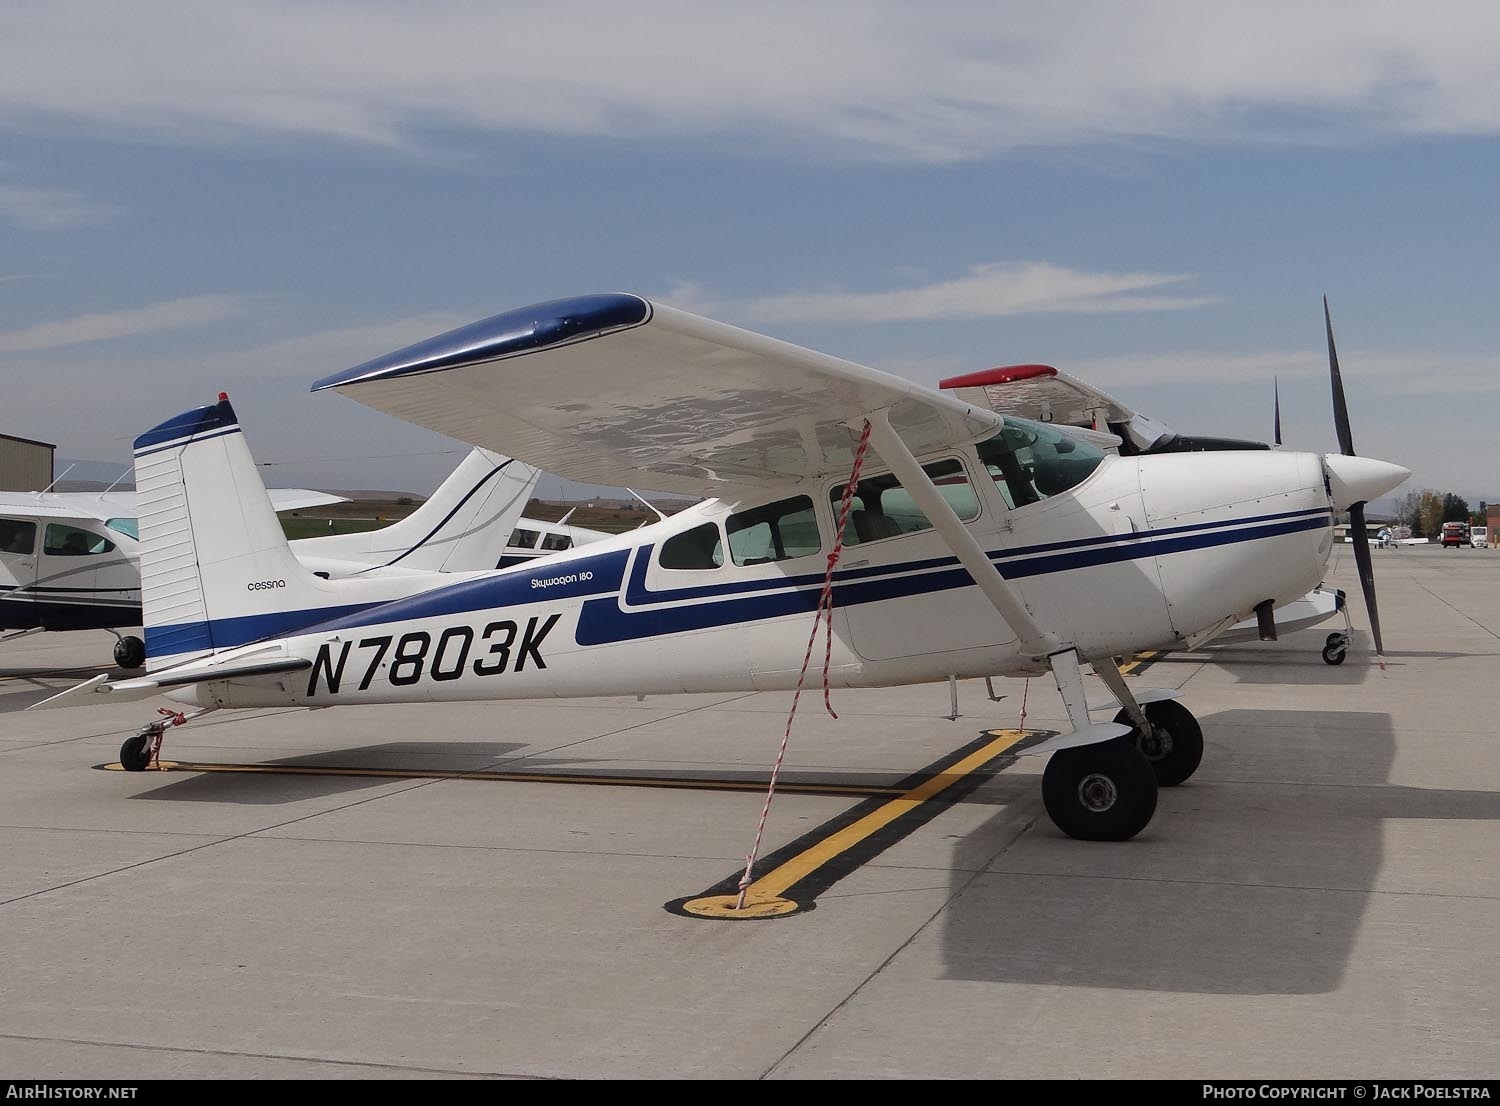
top-left (119, 731), bottom-right (154, 772)
top-left (113, 635), bottom-right (146, 669)
top-left (1042, 738), bottom-right (1158, 841)
top-left (1321, 632), bottom-right (1348, 666)
top-left (1114, 699), bottom-right (1204, 787)
top-left (117, 707), bottom-right (195, 771)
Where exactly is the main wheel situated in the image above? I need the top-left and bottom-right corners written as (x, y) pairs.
top-left (1113, 699), bottom-right (1204, 786)
top-left (1042, 738), bottom-right (1158, 841)
top-left (113, 635), bottom-right (146, 669)
top-left (119, 732), bottom-right (152, 772)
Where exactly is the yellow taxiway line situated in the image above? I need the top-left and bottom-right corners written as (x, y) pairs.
top-left (675, 727), bottom-right (1034, 920)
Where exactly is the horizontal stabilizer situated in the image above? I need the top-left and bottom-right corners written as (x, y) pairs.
top-left (26, 654), bottom-right (311, 711)
top-left (267, 489), bottom-right (349, 512)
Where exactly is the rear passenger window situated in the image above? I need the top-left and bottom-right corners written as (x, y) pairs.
top-left (0, 519), bottom-right (35, 555)
top-left (659, 523), bottom-right (724, 570)
top-left (726, 496), bottom-right (820, 566)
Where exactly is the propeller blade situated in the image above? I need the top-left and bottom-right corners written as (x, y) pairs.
top-left (1347, 501), bottom-right (1385, 665)
top-left (1273, 376), bottom-right (1282, 446)
top-left (1325, 296), bottom-right (1355, 456)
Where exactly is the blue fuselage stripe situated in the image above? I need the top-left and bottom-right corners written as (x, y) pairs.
top-left (576, 510), bottom-right (1330, 645)
top-left (143, 509), bottom-right (1329, 656)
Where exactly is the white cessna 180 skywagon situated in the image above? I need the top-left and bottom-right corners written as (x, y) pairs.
top-left (34, 293), bottom-right (1409, 847)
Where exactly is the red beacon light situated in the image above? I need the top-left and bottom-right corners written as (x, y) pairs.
top-left (938, 364), bottom-right (1057, 390)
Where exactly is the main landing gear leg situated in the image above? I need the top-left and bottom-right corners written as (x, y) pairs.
top-left (1093, 655), bottom-right (1204, 787)
top-left (1041, 649), bottom-right (1158, 841)
top-left (119, 706), bottom-right (217, 771)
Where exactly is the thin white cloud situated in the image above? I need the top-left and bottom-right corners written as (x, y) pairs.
top-left (0, 183), bottom-right (116, 229)
top-left (1066, 349), bottom-right (1500, 396)
top-left (3, 3), bottom-right (1500, 161)
top-left (665, 264), bottom-right (1212, 325)
top-left (0, 295), bottom-right (259, 354)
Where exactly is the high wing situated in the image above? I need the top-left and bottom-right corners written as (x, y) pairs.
top-left (311, 294), bottom-right (1000, 496)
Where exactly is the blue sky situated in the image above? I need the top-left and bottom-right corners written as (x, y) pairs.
top-left (3, 2), bottom-right (1499, 507)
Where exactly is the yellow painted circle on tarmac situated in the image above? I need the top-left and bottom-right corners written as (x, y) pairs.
top-left (680, 893), bottom-right (803, 919)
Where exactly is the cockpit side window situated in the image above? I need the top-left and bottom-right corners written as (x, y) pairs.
top-left (0, 519), bottom-right (36, 555)
top-left (43, 523), bottom-right (115, 556)
top-left (725, 496), bottom-right (820, 566)
top-left (659, 522), bottom-right (725, 570)
top-left (830, 458), bottom-right (978, 546)
top-left (978, 418), bottom-right (1105, 509)
top-left (509, 527), bottom-right (539, 549)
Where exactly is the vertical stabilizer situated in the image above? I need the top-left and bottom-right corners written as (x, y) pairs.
top-left (133, 395), bottom-right (465, 670)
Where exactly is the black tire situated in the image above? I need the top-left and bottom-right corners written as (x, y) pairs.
top-left (1042, 738), bottom-right (1158, 841)
top-left (1322, 642), bottom-right (1347, 665)
top-left (114, 635), bottom-right (146, 669)
top-left (119, 733), bottom-right (152, 772)
top-left (1113, 699), bottom-right (1204, 787)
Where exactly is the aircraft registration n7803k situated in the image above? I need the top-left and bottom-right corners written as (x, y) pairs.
top-left (32, 293), bottom-right (1410, 843)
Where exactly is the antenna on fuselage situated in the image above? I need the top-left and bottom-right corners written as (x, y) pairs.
top-left (102, 465), bottom-right (131, 493)
top-left (38, 463), bottom-right (76, 494)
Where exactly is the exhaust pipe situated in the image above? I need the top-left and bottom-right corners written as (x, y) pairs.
top-left (1254, 599), bottom-right (1277, 641)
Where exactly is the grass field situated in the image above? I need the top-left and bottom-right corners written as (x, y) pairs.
top-left (280, 517), bottom-right (390, 540)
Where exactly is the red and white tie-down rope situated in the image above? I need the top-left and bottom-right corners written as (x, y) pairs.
top-left (735, 420), bottom-right (873, 910)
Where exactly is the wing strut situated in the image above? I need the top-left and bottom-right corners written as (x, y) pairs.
top-left (863, 411), bottom-right (1056, 657)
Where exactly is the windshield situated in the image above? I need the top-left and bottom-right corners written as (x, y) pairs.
top-left (976, 417), bottom-right (1105, 508)
top-left (105, 517), bottom-right (139, 540)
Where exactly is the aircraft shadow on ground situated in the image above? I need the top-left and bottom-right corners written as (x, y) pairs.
top-left (125, 741), bottom-right (532, 805)
top-left (123, 744), bottom-right (907, 805)
top-left (1145, 647), bottom-right (1459, 686)
top-left (944, 707), bottom-right (1500, 996)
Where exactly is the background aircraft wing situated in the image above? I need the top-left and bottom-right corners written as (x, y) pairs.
top-left (311, 294), bottom-right (1000, 496)
top-left (937, 364), bottom-right (1175, 452)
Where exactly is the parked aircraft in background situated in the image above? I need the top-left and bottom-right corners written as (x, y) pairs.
top-left (1, 437), bottom-right (604, 668)
top-left (500, 509), bottom-right (613, 568)
top-left (1, 482), bottom-right (345, 667)
top-left (37, 293), bottom-right (1408, 856)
